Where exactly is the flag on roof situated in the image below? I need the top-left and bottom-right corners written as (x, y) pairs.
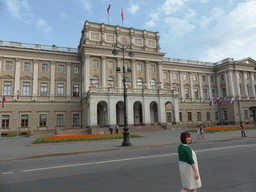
top-left (121, 8), bottom-right (123, 20)
top-left (107, 4), bottom-right (111, 13)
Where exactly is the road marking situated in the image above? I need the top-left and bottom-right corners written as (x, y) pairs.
top-left (4, 143), bottom-right (256, 174)
top-left (1, 172), bottom-right (13, 175)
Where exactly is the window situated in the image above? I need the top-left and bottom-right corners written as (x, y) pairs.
top-left (254, 75), bottom-right (255, 80)
top-left (137, 79), bottom-right (143, 89)
top-left (193, 75), bottom-right (197, 81)
top-left (221, 74), bottom-right (224, 80)
top-left (2, 115), bottom-right (9, 128)
top-left (211, 76), bottom-right (214, 82)
top-left (58, 65), bottom-right (64, 73)
top-left (239, 84), bottom-right (242, 95)
top-left (244, 110), bottom-right (248, 119)
top-left (197, 112), bottom-right (201, 121)
top-left (188, 112), bottom-right (192, 121)
top-left (93, 60), bottom-right (98, 68)
top-left (21, 115), bottom-right (28, 127)
top-left (108, 77), bottom-right (114, 87)
top-left (6, 61), bottom-right (12, 70)
top-left (255, 85), bottom-right (256, 95)
top-left (40, 83), bottom-right (48, 96)
top-left (24, 63), bottom-right (31, 71)
top-left (92, 76), bottom-right (98, 87)
top-left (150, 79), bottom-right (156, 89)
top-left (174, 73), bottom-right (178, 80)
top-left (73, 114), bottom-right (79, 125)
top-left (202, 75), bottom-right (206, 81)
top-left (22, 82), bottom-right (30, 96)
top-left (206, 112), bottom-right (211, 121)
top-left (179, 112), bottom-right (182, 122)
top-left (247, 85), bottom-right (250, 96)
top-left (212, 89), bottom-right (216, 98)
top-left (163, 72), bottom-right (167, 79)
top-left (215, 111), bottom-right (219, 120)
top-left (73, 84), bottom-right (79, 97)
top-left (4, 81), bottom-right (12, 95)
top-left (42, 64), bottom-right (48, 72)
top-left (124, 63), bottom-right (128, 71)
top-left (40, 114), bottom-right (47, 126)
top-left (137, 64), bottom-right (142, 72)
top-left (222, 88), bottom-right (226, 97)
top-left (184, 74), bottom-right (187, 80)
top-left (151, 65), bottom-right (155, 72)
top-left (223, 111), bottom-right (228, 120)
top-left (125, 78), bottom-right (129, 88)
top-left (167, 112), bottom-right (172, 122)
top-left (74, 66), bottom-right (79, 74)
top-left (194, 88), bottom-right (198, 99)
top-left (185, 88), bottom-right (189, 99)
top-left (203, 89), bottom-right (207, 99)
top-left (109, 61), bottom-right (114, 69)
top-left (57, 83), bottom-right (64, 96)
top-left (245, 74), bottom-right (248, 79)
top-left (57, 114), bottom-right (63, 126)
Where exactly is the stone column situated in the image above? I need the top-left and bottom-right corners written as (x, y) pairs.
top-left (169, 71), bottom-right (173, 90)
top-left (179, 72), bottom-right (184, 100)
top-left (143, 97), bottom-right (151, 125)
top-left (0, 57), bottom-right (2, 77)
top-left (242, 71), bottom-right (248, 97)
top-left (82, 54), bottom-right (90, 94)
top-left (158, 96), bottom-right (166, 124)
top-left (108, 97), bottom-right (116, 125)
top-left (158, 61), bottom-right (163, 89)
top-left (235, 71), bottom-right (241, 98)
top-left (145, 60), bottom-right (150, 88)
top-left (131, 59), bottom-right (136, 89)
top-left (50, 61), bottom-right (55, 100)
top-left (174, 96), bottom-right (180, 123)
top-left (250, 72), bottom-right (255, 97)
top-left (127, 98), bottom-right (134, 125)
top-left (117, 58), bottom-right (122, 88)
top-left (224, 71), bottom-right (230, 97)
top-left (189, 72), bottom-right (194, 101)
top-left (229, 71), bottom-right (235, 98)
top-left (199, 73), bottom-right (203, 100)
top-left (32, 60), bottom-right (39, 100)
top-left (14, 58), bottom-right (21, 99)
top-left (101, 56), bottom-right (106, 88)
top-left (208, 75), bottom-right (212, 98)
top-left (66, 62), bottom-right (71, 100)
top-left (217, 74), bottom-right (221, 97)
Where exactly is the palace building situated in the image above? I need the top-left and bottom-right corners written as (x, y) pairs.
top-left (1, 21), bottom-right (256, 136)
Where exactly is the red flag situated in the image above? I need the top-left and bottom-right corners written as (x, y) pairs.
top-left (2, 95), bottom-right (5, 108)
top-left (121, 8), bottom-right (123, 20)
top-left (107, 4), bottom-right (111, 13)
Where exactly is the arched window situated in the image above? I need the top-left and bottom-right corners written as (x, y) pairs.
top-left (137, 79), bottom-right (143, 89)
top-left (151, 79), bottom-right (156, 89)
top-left (108, 77), bottom-right (114, 87)
top-left (92, 76), bottom-right (98, 87)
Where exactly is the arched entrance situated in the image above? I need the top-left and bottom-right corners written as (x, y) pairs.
top-left (97, 101), bottom-right (108, 127)
top-left (150, 101), bottom-right (158, 124)
top-left (134, 101), bottom-right (143, 126)
top-left (165, 102), bottom-right (175, 124)
top-left (116, 101), bottom-right (124, 126)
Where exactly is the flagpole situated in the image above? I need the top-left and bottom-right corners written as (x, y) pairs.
top-left (0, 107), bottom-right (2, 138)
top-left (238, 98), bottom-right (241, 123)
top-left (108, 12), bottom-right (109, 24)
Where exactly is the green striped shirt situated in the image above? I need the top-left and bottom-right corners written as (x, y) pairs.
top-left (178, 144), bottom-right (195, 165)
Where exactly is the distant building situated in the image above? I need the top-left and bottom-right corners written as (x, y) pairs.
top-left (1, 21), bottom-right (256, 136)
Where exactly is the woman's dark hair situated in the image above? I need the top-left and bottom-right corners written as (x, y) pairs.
top-left (180, 132), bottom-right (191, 144)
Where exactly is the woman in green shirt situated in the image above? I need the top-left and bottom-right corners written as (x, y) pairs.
top-left (178, 132), bottom-right (201, 192)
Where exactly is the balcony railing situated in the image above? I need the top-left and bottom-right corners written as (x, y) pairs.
top-left (0, 40), bottom-right (78, 53)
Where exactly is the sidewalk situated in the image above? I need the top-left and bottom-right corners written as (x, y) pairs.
top-left (1, 129), bottom-right (256, 161)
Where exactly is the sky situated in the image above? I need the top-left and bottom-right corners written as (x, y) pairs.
top-left (1, 0), bottom-right (256, 62)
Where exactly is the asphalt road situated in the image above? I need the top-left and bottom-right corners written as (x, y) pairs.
top-left (1, 138), bottom-right (256, 191)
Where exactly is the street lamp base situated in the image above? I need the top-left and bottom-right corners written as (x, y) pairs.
top-left (122, 132), bottom-right (131, 146)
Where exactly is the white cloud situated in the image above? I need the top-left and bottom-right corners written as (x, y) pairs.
top-left (199, 7), bottom-right (225, 27)
top-left (199, 1), bottom-right (256, 62)
top-left (81, 0), bottom-right (91, 12)
top-left (5, 0), bottom-right (20, 17)
top-left (185, 9), bottom-right (196, 19)
top-left (128, 4), bottom-right (140, 14)
top-left (60, 11), bottom-right (66, 18)
top-left (165, 17), bottom-right (196, 35)
top-left (162, 0), bottom-right (188, 15)
top-left (36, 19), bottom-right (52, 34)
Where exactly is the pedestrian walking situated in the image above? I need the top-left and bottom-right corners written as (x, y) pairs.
top-left (178, 132), bottom-right (202, 192)
top-left (109, 125), bottom-right (113, 134)
top-left (197, 125), bottom-right (200, 139)
top-left (240, 122), bottom-right (247, 137)
top-left (199, 125), bottom-right (205, 139)
top-left (115, 124), bottom-right (119, 133)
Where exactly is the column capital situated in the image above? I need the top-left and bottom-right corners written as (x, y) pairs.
top-left (33, 59), bottom-right (39, 63)
top-left (145, 60), bottom-right (150, 64)
top-left (15, 58), bottom-right (21, 61)
top-left (85, 54), bottom-right (91, 59)
top-left (117, 57), bottom-right (122, 61)
top-left (67, 62), bottom-right (71, 66)
top-left (158, 61), bottom-right (162, 65)
top-left (101, 56), bottom-right (106, 60)
top-left (131, 58), bottom-right (136, 62)
top-left (51, 60), bottom-right (56, 65)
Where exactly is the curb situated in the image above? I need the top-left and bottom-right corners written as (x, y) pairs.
top-left (1, 136), bottom-right (256, 162)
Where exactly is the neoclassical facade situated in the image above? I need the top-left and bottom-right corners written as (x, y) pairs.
top-left (0, 21), bottom-right (256, 136)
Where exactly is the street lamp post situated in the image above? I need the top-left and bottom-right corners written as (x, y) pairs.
top-left (112, 45), bottom-right (134, 146)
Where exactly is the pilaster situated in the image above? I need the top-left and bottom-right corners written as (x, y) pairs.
top-left (32, 59), bottom-right (39, 100)
top-left (208, 75), bottom-right (212, 98)
top-left (179, 72), bottom-right (184, 100)
top-left (250, 72), bottom-right (255, 98)
top-left (189, 72), bottom-right (194, 101)
top-left (66, 62), bottom-right (71, 100)
top-left (158, 61), bottom-right (163, 89)
top-left (102, 56), bottom-right (106, 88)
top-left (224, 71), bottom-right (230, 97)
top-left (14, 58), bottom-right (21, 100)
top-left (117, 58), bottom-right (122, 88)
top-left (131, 59), bottom-right (136, 89)
top-left (145, 60), bottom-right (150, 89)
top-left (50, 61), bottom-right (56, 100)
top-left (229, 71), bottom-right (235, 98)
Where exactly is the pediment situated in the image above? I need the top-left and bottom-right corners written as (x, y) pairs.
top-left (194, 84), bottom-right (200, 87)
top-left (72, 78), bottom-right (80, 82)
top-left (20, 75), bottom-right (32, 80)
top-left (55, 77), bottom-right (67, 81)
top-left (184, 83), bottom-right (190, 87)
top-left (38, 76), bottom-right (50, 81)
top-left (203, 85), bottom-right (209, 88)
top-left (1, 75), bottom-right (14, 79)
top-left (237, 57), bottom-right (256, 65)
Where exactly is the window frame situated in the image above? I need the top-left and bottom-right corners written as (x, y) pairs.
top-left (4, 81), bottom-right (12, 96)
top-left (2, 115), bottom-right (9, 128)
top-left (73, 84), bottom-right (79, 97)
top-left (206, 111), bottom-right (211, 121)
top-left (150, 79), bottom-right (156, 89)
top-left (57, 83), bottom-right (64, 96)
top-left (74, 66), bottom-right (79, 74)
top-left (6, 61), bottom-right (12, 70)
top-left (21, 115), bottom-right (29, 127)
top-left (137, 64), bottom-right (142, 72)
top-left (187, 112), bottom-right (192, 121)
top-left (173, 73), bottom-right (178, 80)
top-left (22, 82), bottom-right (30, 96)
top-left (73, 114), bottom-right (80, 126)
top-left (57, 114), bottom-right (64, 126)
top-left (197, 112), bottom-right (201, 121)
top-left (40, 83), bottom-right (48, 96)
top-left (58, 65), bottom-right (64, 73)
top-left (40, 114), bottom-right (47, 127)
top-left (184, 88), bottom-right (189, 99)
top-left (109, 61), bottom-right (114, 69)
top-left (194, 88), bottom-right (198, 99)
top-left (203, 89), bottom-right (208, 99)
top-left (93, 60), bottom-right (98, 68)
top-left (151, 65), bottom-right (155, 73)
top-left (42, 64), bottom-right (48, 72)
top-left (24, 62), bottom-right (31, 71)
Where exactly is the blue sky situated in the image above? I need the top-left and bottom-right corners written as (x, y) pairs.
top-left (1, 0), bottom-right (256, 62)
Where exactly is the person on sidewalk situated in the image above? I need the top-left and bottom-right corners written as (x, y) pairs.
top-left (197, 125), bottom-right (200, 139)
top-left (178, 132), bottom-right (202, 192)
top-left (200, 125), bottom-right (205, 139)
top-left (109, 125), bottom-right (113, 134)
top-left (115, 124), bottom-right (119, 133)
top-left (240, 122), bottom-right (247, 137)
